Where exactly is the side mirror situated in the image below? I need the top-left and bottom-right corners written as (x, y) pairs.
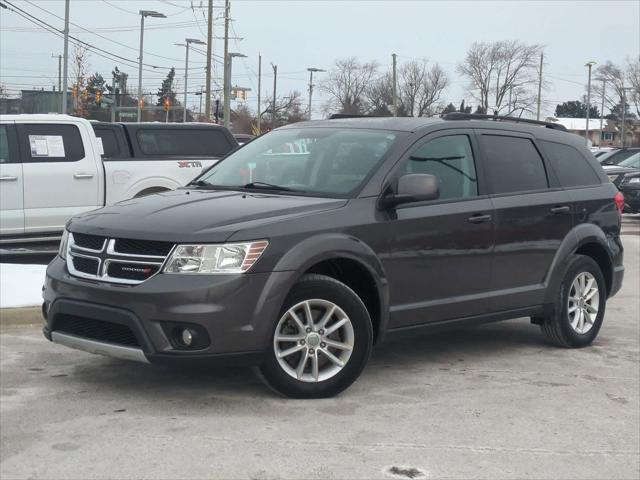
top-left (380, 173), bottom-right (439, 208)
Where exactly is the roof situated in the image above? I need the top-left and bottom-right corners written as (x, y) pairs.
top-left (0, 113), bottom-right (84, 122)
top-left (546, 117), bottom-right (603, 131)
top-left (280, 116), bottom-right (443, 132)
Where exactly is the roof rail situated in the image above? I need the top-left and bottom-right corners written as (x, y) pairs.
top-left (328, 114), bottom-right (382, 120)
top-left (442, 112), bottom-right (567, 132)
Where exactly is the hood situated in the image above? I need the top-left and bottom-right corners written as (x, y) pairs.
top-left (70, 188), bottom-right (347, 243)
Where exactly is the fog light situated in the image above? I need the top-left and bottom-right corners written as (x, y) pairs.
top-left (181, 329), bottom-right (193, 346)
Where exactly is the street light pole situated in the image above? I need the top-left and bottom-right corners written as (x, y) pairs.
top-left (137, 10), bottom-right (166, 122)
top-left (307, 67), bottom-right (325, 120)
top-left (224, 52), bottom-right (246, 128)
top-left (585, 61), bottom-right (596, 146)
top-left (182, 38), bottom-right (205, 122)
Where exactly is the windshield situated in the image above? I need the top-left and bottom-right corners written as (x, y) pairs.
top-left (619, 152), bottom-right (640, 169)
top-left (195, 128), bottom-right (400, 197)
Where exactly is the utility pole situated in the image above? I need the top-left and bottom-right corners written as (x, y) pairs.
top-left (585, 61), bottom-right (596, 146)
top-left (271, 64), bottom-right (277, 127)
top-left (392, 53), bottom-right (397, 117)
top-left (257, 54), bottom-right (262, 133)
top-left (204, 0), bottom-right (213, 119)
top-left (307, 67), bottom-right (325, 120)
top-left (621, 87), bottom-right (628, 148)
top-left (222, 0), bottom-right (231, 127)
top-left (599, 80), bottom-right (606, 146)
top-left (51, 54), bottom-right (62, 112)
top-left (536, 51), bottom-right (543, 121)
top-left (61, 0), bottom-right (69, 114)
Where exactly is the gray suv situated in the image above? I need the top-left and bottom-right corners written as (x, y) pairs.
top-left (43, 114), bottom-right (625, 398)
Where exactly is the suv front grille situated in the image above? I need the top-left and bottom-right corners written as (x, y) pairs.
top-left (73, 232), bottom-right (106, 251)
top-left (113, 238), bottom-right (174, 257)
top-left (72, 256), bottom-right (99, 275)
top-left (67, 232), bottom-right (173, 285)
top-left (54, 314), bottom-right (140, 347)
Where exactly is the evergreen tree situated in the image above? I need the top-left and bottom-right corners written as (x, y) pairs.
top-left (554, 100), bottom-right (599, 118)
top-left (441, 103), bottom-right (456, 115)
top-left (156, 67), bottom-right (179, 107)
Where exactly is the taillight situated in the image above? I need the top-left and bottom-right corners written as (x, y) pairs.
top-left (614, 191), bottom-right (625, 213)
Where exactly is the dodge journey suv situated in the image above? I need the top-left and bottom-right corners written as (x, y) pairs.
top-left (43, 114), bottom-right (624, 398)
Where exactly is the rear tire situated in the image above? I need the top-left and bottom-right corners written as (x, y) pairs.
top-left (540, 254), bottom-right (607, 348)
top-left (258, 274), bottom-right (373, 398)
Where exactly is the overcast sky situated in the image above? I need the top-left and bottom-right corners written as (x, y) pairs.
top-left (1, 0), bottom-right (639, 118)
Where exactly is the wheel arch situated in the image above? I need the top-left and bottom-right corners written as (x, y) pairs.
top-left (544, 223), bottom-right (615, 301)
top-left (270, 234), bottom-right (390, 344)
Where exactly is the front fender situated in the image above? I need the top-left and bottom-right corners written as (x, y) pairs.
top-left (263, 233), bottom-right (390, 342)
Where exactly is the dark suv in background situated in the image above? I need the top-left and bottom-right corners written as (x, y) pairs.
top-left (43, 114), bottom-right (624, 398)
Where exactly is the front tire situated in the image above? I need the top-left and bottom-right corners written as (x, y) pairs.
top-left (540, 254), bottom-right (607, 347)
top-left (258, 274), bottom-right (373, 398)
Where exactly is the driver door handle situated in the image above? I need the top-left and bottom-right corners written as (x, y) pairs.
top-left (74, 173), bottom-right (94, 179)
top-left (550, 205), bottom-right (570, 215)
top-left (0, 176), bottom-right (18, 181)
top-left (468, 213), bottom-right (492, 224)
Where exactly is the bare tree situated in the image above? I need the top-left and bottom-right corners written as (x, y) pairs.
top-left (594, 61), bottom-right (626, 116)
top-left (364, 72), bottom-right (394, 116)
top-left (457, 40), bottom-right (542, 115)
top-left (260, 90), bottom-right (306, 128)
top-left (625, 57), bottom-right (640, 116)
top-left (320, 57), bottom-right (378, 115)
top-left (71, 45), bottom-right (90, 117)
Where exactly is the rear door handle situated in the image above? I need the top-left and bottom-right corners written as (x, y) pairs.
top-left (74, 173), bottom-right (94, 179)
top-left (550, 205), bottom-right (570, 215)
top-left (468, 213), bottom-right (492, 224)
top-left (0, 176), bottom-right (18, 181)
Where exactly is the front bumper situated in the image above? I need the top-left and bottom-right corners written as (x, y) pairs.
top-left (43, 256), bottom-right (296, 365)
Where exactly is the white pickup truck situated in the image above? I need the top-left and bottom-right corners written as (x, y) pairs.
top-left (0, 114), bottom-right (237, 253)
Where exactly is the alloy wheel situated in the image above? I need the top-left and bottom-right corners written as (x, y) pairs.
top-left (273, 299), bottom-right (354, 383)
top-left (567, 271), bottom-right (599, 334)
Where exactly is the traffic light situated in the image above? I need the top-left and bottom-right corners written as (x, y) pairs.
top-left (139, 98), bottom-right (145, 109)
top-left (95, 90), bottom-right (102, 104)
top-left (82, 89), bottom-right (89, 101)
top-left (163, 97), bottom-right (171, 112)
top-left (71, 85), bottom-right (78, 97)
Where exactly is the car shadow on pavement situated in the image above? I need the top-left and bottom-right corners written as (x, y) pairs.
top-left (61, 318), bottom-right (552, 400)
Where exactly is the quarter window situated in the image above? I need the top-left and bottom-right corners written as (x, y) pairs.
top-left (400, 135), bottom-right (478, 200)
top-left (481, 135), bottom-right (548, 194)
top-left (93, 127), bottom-right (122, 159)
top-left (20, 124), bottom-right (85, 163)
top-left (539, 140), bottom-right (600, 187)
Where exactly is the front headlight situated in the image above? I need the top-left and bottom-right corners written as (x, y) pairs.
top-left (628, 177), bottom-right (640, 184)
top-left (58, 229), bottom-right (69, 260)
top-left (163, 240), bottom-right (268, 274)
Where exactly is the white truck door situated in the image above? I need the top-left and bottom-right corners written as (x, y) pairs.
top-left (19, 121), bottom-right (101, 234)
top-left (0, 123), bottom-right (24, 235)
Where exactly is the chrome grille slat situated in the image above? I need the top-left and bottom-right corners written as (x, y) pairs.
top-left (67, 233), bottom-right (173, 285)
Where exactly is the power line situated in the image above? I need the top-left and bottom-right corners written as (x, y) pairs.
top-left (23, 0), bottom-right (201, 65)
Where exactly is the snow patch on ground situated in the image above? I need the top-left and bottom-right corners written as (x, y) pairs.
top-left (0, 264), bottom-right (47, 308)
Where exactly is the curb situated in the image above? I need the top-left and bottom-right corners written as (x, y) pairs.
top-left (0, 306), bottom-right (42, 327)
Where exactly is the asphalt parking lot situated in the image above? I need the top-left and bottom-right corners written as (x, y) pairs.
top-left (1, 217), bottom-right (638, 480)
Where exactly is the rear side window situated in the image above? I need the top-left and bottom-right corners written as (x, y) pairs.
top-left (20, 124), bottom-right (85, 163)
top-left (136, 129), bottom-right (233, 156)
top-left (0, 126), bottom-right (11, 163)
top-left (93, 127), bottom-right (121, 159)
top-left (481, 135), bottom-right (548, 194)
top-left (539, 140), bottom-right (601, 187)
top-left (401, 135), bottom-right (478, 200)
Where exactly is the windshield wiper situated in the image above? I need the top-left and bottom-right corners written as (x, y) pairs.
top-left (241, 181), bottom-right (298, 192)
